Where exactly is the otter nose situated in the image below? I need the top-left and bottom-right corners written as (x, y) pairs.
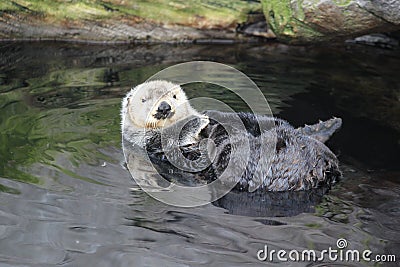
top-left (157, 101), bottom-right (171, 115)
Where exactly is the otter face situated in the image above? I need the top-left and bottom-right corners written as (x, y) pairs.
top-left (123, 80), bottom-right (200, 130)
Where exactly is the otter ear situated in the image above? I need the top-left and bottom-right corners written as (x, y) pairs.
top-left (126, 88), bottom-right (136, 104)
top-left (122, 93), bottom-right (132, 114)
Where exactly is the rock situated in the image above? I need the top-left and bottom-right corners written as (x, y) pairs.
top-left (0, 0), bottom-right (266, 43)
top-left (347, 33), bottom-right (399, 49)
top-left (261, 0), bottom-right (400, 43)
top-left (358, 0), bottom-right (400, 25)
top-left (239, 21), bottom-right (276, 39)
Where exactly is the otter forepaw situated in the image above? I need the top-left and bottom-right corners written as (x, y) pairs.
top-left (178, 115), bottom-right (209, 147)
top-left (198, 115), bottom-right (210, 132)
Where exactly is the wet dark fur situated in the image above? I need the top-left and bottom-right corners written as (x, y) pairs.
top-left (145, 111), bottom-right (342, 192)
top-left (201, 111), bottom-right (341, 191)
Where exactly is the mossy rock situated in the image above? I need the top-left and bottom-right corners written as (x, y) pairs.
top-left (0, 0), bottom-right (262, 42)
top-left (261, 0), bottom-right (400, 43)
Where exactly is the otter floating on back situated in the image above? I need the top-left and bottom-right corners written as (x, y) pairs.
top-left (121, 80), bottom-right (342, 192)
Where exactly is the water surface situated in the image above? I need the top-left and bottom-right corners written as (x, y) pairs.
top-left (0, 42), bottom-right (399, 266)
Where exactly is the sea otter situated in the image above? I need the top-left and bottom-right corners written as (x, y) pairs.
top-left (121, 80), bottom-right (209, 148)
top-left (121, 80), bottom-right (342, 192)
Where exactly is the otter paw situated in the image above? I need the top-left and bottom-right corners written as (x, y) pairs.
top-left (198, 115), bottom-right (210, 131)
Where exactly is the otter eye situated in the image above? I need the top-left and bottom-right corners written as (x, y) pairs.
top-left (173, 95), bottom-right (177, 99)
top-left (141, 98), bottom-right (146, 103)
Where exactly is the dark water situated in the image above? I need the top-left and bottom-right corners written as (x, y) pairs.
top-left (0, 42), bottom-right (399, 266)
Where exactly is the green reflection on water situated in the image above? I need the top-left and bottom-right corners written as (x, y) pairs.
top-left (0, 94), bottom-right (120, 183)
top-left (0, 183), bottom-right (20, 194)
top-left (27, 68), bottom-right (107, 94)
top-left (0, 57), bottom-right (169, 190)
top-left (0, 83), bottom-right (122, 187)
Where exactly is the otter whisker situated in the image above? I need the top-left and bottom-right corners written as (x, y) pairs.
top-left (146, 122), bottom-right (152, 129)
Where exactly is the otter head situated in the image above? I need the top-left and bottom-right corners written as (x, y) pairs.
top-left (122, 80), bottom-right (202, 130)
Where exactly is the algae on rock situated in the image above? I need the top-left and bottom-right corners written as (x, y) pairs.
top-left (0, 0), bottom-right (262, 42)
top-left (261, 0), bottom-right (400, 43)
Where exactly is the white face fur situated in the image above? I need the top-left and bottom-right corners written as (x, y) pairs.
top-left (122, 80), bottom-right (201, 130)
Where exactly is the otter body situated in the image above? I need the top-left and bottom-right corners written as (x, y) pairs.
top-left (122, 80), bottom-right (342, 192)
top-left (200, 111), bottom-right (341, 191)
